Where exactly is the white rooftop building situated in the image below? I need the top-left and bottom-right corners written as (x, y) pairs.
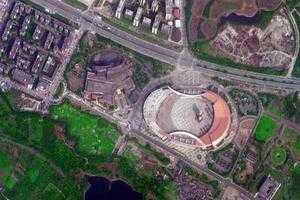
top-left (133, 7), bottom-right (143, 26)
top-left (124, 9), bottom-right (134, 20)
top-left (142, 17), bottom-right (152, 28)
top-left (165, 0), bottom-right (173, 20)
top-left (152, 14), bottom-right (161, 34)
top-left (115, 0), bottom-right (126, 19)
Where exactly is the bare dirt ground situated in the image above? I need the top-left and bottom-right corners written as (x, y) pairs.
top-left (66, 63), bottom-right (86, 93)
top-left (234, 117), bottom-right (256, 149)
top-left (189, 0), bottom-right (282, 42)
top-left (222, 186), bottom-right (251, 200)
top-left (211, 11), bottom-right (296, 69)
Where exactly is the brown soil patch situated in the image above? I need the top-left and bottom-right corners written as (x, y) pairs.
top-left (257, 0), bottom-right (282, 10)
top-left (66, 63), bottom-right (86, 93)
top-left (238, 160), bottom-right (255, 181)
top-left (234, 117), bottom-right (256, 149)
top-left (188, 0), bottom-right (281, 42)
top-left (140, 154), bottom-right (158, 171)
top-left (54, 124), bottom-right (66, 141)
top-left (200, 19), bottom-right (219, 39)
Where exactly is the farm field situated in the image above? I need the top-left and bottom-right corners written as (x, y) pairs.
top-left (255, 115), bottom-right (277, 143)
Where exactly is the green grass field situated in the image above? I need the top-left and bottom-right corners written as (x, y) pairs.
top-left (255, 115), bottom-right (277, 143)
top-left (271, 147), bottom-right (287, 167)
top-left (51, 102), bottom-right (119, 156)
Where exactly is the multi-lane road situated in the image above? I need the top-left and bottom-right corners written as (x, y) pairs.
top-left (8, 1), bottom-right (294, 198)
top-left (32, 0), bottom-right (300, 91)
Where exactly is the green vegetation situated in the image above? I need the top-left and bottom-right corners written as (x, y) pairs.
top-left (256, 10), bottom-right (276, 29)
top-left (289, 166), bottom-right (300, 199)
top-left (202, 0), bottom-right (214, 18)
top-left (208, 143), bottom-right (238, 176)
top-left (271, 147), bottom-right (287, 167)
top-left (268, 105), bottom-right (285, 118)
top-left (258, 92), bottom-right (300, 123)
top-left (292, 12), bottom-right (300, 77)
top-left (51, 102), bottom-right (119, 156)
top-left (191, 39), bottom-right (286, 76)
top-left (293, 136), bottom-right (300, 158)
top-left (282, 92), bottom-right (300, 122)
top-left (283, 127), bottom-right (300, 160)
top-left (211, 76), bottom-right (234, 87)
top-left (116, 149), bottom-right (177, 200)
top-left (255, 115), bottom-right (277, 143)
top-left (259, 93), bottom-right (284, 117)
top-left (0, 91), bottom-right (179, 199)
top-left (62, 0), bottom-right (88, 11)
top-left (131, 139), bottom-right (171, 165)
top-left (286, 0), bottom-right (300, 9)
top-left (0, 142), bottom-right (79, 200)
top-left (229, 88), bottom-right (259, 116)
top-left (185, 0), bottom-right (193, 27)
top-left (52, 13), bottom-right (73, 27)
top-left (294, 163), bottom-right (300, 174)
top-left (133, 65), bottom-right (150, 89)
top-left (19, 0), bottom-right (45, 12)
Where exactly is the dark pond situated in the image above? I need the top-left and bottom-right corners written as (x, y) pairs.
top-left (221, 12), bottom-right (260, 25)
top-left (85, 176), bottom-right (143, 200)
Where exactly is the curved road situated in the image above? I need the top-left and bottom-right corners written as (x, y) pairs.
top-left (32, 0), bottom-right (300, 91)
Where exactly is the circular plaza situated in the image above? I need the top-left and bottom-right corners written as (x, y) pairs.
top-left (143, 86), bottom-right (233, 150)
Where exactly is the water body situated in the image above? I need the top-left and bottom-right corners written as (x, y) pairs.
top-left (221, 12), bottom-right (260, 25)
top-left (85, 176), bottom-right (143, 200)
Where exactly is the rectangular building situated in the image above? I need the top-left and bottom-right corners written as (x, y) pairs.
top-left (133, 7), bottom-right (143, 27)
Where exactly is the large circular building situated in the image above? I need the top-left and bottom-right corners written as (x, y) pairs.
top-left (143, 87), bottom-right (232, 150)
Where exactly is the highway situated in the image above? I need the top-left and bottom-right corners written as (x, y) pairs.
top-left (31, 0), bottom-right (300, 91)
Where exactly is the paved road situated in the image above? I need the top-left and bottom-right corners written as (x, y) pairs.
top-left (30, 0), bottom-right (300, 92)
top-left (130, 129), bottom-right (255, 199)
top-left (17, 0), bottom-right (299, 198)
